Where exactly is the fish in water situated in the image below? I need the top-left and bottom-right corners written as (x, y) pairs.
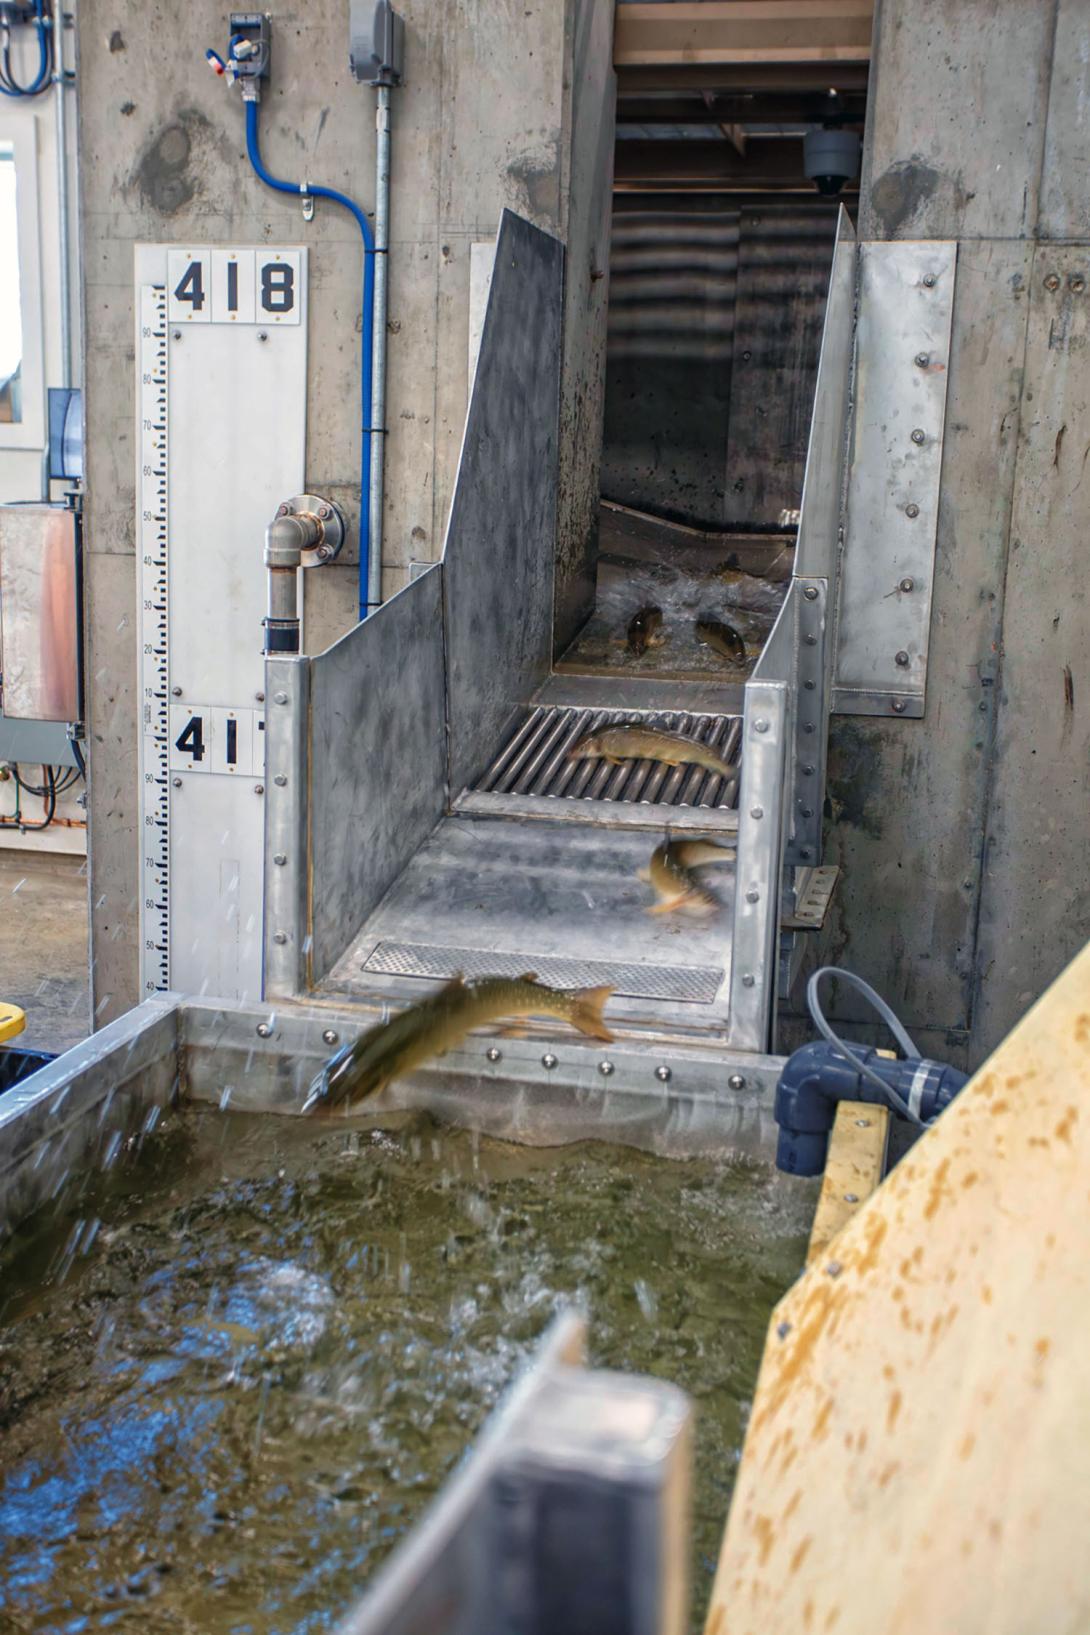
top-left (626, 605), bottom-right (664, 656)
top-left (305, 974), bottom-right (614, 1111)
top-left (639, 836), bottom-right (737, 917)
top-left (695, 617), bottom-right (747, 664)
top-left (567, 724), bottom-right (733, 778)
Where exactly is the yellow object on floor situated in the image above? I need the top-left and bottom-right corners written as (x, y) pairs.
top-left (0, 1002), bottom-right (26, 1044)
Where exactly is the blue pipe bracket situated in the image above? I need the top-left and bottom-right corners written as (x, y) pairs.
top-left (243, 99), bottom-right (376, 621)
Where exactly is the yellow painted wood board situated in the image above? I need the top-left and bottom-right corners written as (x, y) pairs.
top-left (0, 1002), bottom-right (26, 1044)
top-left (806, 1101), bottom-right (890, 1267)
top-left (705, 939), bottom-right (1090, 1635)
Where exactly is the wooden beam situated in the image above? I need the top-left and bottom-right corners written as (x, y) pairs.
top-left (614, 136), bottom-right (807, 185)
top-left (704, 938), bottom-right (1090, 1635)
top-left (615, 93), bottom-right (868, 125)
top-left (806, 1100), bottom-right (890, 1267)
top-left (616, 62), bottom-right (869, 94)
top-left (614, 2), bottom-right (873, 70)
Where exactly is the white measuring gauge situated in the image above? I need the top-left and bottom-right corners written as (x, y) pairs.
top-left (135, 245), bottom-right (307, 1002)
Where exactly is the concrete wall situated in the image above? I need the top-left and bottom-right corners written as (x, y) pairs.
top-left (817, 0), bottom-right (1090, 1066)
top-left (77, 0), bottom-right (613, 1023)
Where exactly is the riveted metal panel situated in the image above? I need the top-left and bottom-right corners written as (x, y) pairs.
top-left (795, 205), bottom-right (855, 584)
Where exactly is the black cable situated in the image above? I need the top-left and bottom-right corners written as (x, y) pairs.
top-left (4, 764), bottom-right (56, 830)
top-left (0, 2), bottom-right (53, 98)
top-left (70, 737), bottom-right (86, 780)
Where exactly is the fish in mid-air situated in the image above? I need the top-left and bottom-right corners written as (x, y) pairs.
top-left (695, 617), bottom-right (747, 664)
top-left (567, 724), bottom-right (733, 778)
top-left (626, 605), bottom-right (665, 657)
top-left (305, 974), bottom-right (614, 1111)
top-left (639, 835), bottom-right (736, 916)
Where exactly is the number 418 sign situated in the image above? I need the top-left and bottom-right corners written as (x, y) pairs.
top-left (167, 248), bottom-right (302, 326)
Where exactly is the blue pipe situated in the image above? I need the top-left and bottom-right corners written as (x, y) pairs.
top-left (0, 0), bottom-right (53, 97)
top-left (244, 98), bottom-right (375, 620)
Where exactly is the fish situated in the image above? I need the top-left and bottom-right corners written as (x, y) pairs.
top-left (695, 617), bottom-right (747, 664)
top-left (639, 836), bottom-right (736, 916)
top-left (626, 605), bottom-right (664, 657)
top-left (305, 974), bottom-right (614, 1111)
top-left (566, 724), bottom-right (733, 778)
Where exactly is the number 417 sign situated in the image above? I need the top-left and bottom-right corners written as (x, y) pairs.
top-left (167, 248), bottom-right (302, 326)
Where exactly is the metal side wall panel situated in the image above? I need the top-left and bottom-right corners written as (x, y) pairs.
top-left (263, 656), bottom-right (310, 999)
top-left (833, 241), bottom-right (955, 719)
top-left (443, 210), bottom-right (563, 793)
top-left (307, 566), bottom-right (447, 985)
top-left (794, 204), bottom-right (855, 585)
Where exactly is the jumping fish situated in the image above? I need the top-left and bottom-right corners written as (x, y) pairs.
top-left (695, 617), bottom-right (747, 664)
top-left (567, 724), bottom-right (733, 778)
top-left (626, 605), bottom-right (664, 657)
top-left (639, 836), bottom-right (736, 917)
top-left (305, 974), bottom-right (614, 1111)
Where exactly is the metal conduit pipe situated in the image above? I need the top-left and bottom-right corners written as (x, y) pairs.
top-left (368, 84), bottom-right (391, 612)
top-left (54, 33), bottom-right (71, 388)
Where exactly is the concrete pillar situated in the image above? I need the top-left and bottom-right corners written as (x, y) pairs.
top-left (77, 0), bottom-right (613, 1022)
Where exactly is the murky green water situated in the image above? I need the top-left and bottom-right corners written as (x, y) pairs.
top-left (0, 1108), bottom-right (809, 1633)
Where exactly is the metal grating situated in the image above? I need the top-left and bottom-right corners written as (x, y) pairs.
top-left (361, 941), bottom-right (723, 1004)
top-left (472, 706), bottom-right (742, 810)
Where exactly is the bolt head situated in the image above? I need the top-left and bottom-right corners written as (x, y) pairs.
top-left (891, 699), bottom-right (907, 714)
top-left (171, 685), bottom-right (182, 697)
top-left (911, 427), bottom-right (926, 445)
top-left (914, 352), bottom-right (930, 368)
top-left (274, 691), bottom-right (288, 704)
top-left (1071, 275), bottom-right (1086, 294)
top-left (322, 1029), bottom-right (339, 1046)
top-left (273, 931), bottom-right (287, 944)
top-left (895, 649), bottom-right (910, 667)
top-left (754, 718), bottom-right (769, 734)
top-left (826, 1259), bottom-right (843, 1277)
top-left (803, 764), bottom-right (816, 775)
top-left (541, 1052), bottom-right (558, 1070)
top-left (256, 1023), bottom-right (272, 1038)
top-left (801, 806), bottom-right (814, 819)
top-left (805, 633), bottom-right (817, 646)
top-left (486, 1046), bottom-right (502, 1063)
top-left (843, 1193), bottom-right (860, 1204)
top-left (273, 852), bottom-right (287, 866)
top-left (316, 545), bottom-right (331, 561)
top-left (804, 679), bottom-right (815, 690)
top-left (905, 503), bottom-right (920, 519)
top-left (274, 773), bottom-right (287, 787)
top-left (256, 691), bottom-right (265, 703)
top-left (899, 577), bottom-right (915, 592)
top-left (1045, 273), bottom-right (1060, 291)
top-left (655, 1065), bottom-right (671, 1082)
top-left (745, 888), bottom-right (759, 903)
top-left (741, 973), bottom-right (756, 988)
top-left (254, 784), bottom-right (265, 795)
top-left (922, 273), bottom-right (936, 288)
top-left (803, 585), bottom-right (819, 601)
top-left (171, 776), bottom-right (182, 788)
top-left (855, 1118), bottom-right (871, 1128)
top-left (598, 1060), bottom-right (615, 1077)
top-left (258, 330), bottom-right (269, 341)
top-left (171, 328), bottom-right (182, 340)
top-left (728, 1073), bottom-right (746, 1091)
top-left (750, 806), bottom-right (764, 819)
top-left (317, 504), bottom-right (332, 520)
top-left (776, 1319), bottom-right (792, 1340)
top-left (277, 504), bottom-right (290, 517)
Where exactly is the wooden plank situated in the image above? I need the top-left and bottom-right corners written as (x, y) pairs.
top-left (973, 245), bottom-right (1090, 1060)
top-left (0, 1003), bottom-right (26, 1045)
top-left (704, 938), bottom-right (1090, 1635)
top-left (616, 62), bottom-right (870, 93)
top-left (805, 1100), bottom-right (890, 1266)
top-left (614, 2), bottom-right (873, 69)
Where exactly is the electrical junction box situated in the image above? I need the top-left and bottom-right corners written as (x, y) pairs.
top-left (134, 244), bottom-right (307, 1005)
top-left (350, 0), bottom-right (404, 85)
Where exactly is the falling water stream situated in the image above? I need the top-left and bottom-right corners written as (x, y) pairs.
top-left (0, 1107), bottom-right (810, 1632)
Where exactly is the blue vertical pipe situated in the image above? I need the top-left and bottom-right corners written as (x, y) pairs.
top-left (244, 99), bottom-right (375, 620)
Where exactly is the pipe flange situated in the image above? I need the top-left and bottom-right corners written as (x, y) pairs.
top-left (280, 492), bottom-right (347, 567)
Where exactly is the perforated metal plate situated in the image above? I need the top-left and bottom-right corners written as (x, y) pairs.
top-left (360, 941), bottom-right (723, 1004)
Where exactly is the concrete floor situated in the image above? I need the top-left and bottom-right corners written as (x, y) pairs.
top-left (0, 852), bottom-right (91, 1055)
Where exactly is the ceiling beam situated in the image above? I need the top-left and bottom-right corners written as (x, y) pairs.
top-left (615, 93), bottom-right (868, 125)
top-left (615, 135), bottom-right (812, 185)
top-left (616, 60), bottom-right (870, 94)
top-left (614, 1), bottom-right (874, 69)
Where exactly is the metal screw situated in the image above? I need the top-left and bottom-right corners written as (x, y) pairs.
top-left (258, 330), bottom-right (269, 341)
top-left (911, 428), bottom-right (926, 445)
top-left (905, 503), bottom-right (920, 519)
top-left (745, 888), bottom-right (759, 903)
top-left (803, 586), bottom-right (819, 601)
top-left (776, 1320), bottom-right (791, 1340)
top-left (855, 1118), bottom-right (871, 1128)
top-left (843, 1193), bottom-right (859, 1204)
top-left (922, 273), bottom-right (936, 288)
top-left (728, 1073), bottom-right (746, 1091)
top-left (274, 774), bottom-right (287, 787)
top-left (754, 719), bottom-right (769, 734)
top-left (800, 847), bottom-right (812, 859)
top-left (742, 349), bottom-right (752, 361)
top-left (800, 806), bottom-right (814, 819)
top-left (171, 776), bottom-right (182, 788)
top-left (803, 763), bottom-right (816, 775)
top-left (316, 545), bottom-right (331, 561)
top-left (274, 691), bottom-right (288, 704)
top-left (171, 328), bottom-right (182, 340)
top-left (254, 784), bottom-right (265, 795)
top-left (171, 685), bottom-right (182, 697)
top-left (895, 650), bottom-right (910, 668)
top-left (317, 504), bottom-right (332, 520)
top-left (1045, 273), bottom-right (1060, 292)
top-left (273, 853), bottom-right (287, 866)
top-left (891, 699), bottom-right (907, 714)
top-left (655, 1065), bottom-right (671, 1083)
top-left (277, 504), bottom-right (290, 518)
top-left (804, 679), bottom-right (815, 690)
top-left (1071, 275), bottom-right (1086, 293)
top-left (803, 723), bottom-right (816, 734)
top-left (541, 1052), bottom-right (557, 1070)
top-left (750, 806), bottom-right (764, 819)
top-left (256, 1023), bottom-right (272, 1038)
top-left (486, 1046), bottom-right (502, 1063)
top-left (914, 352), bottom-right (930, 368)
top-left (826, 1260), bottom-right (843, 1277)
top-left (256, 691), bottom-right (265, 702)
top-left (598, 1060), bottom-right (615, 1077)
top-left (741, 973), bottom-right (756, 988)
top-left (899, 577), bottom-right (915, 592)
top-left (273, 931), bottom-right (287, 945)
top-left (322, 1029), bottom-right (339, 1046)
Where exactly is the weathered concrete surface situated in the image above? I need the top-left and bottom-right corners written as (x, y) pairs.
top-left (0, 854), bottom-right (90, 1052)
top-left (77, 0), bottom-right (607, 1023)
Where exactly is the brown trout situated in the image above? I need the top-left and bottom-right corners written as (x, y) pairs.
top-left (626, 605), bottom-right (664, 657)
top-left (639, 836), bottom-right (736, 916)
top-left (567, 724), bottom-right (733, 778)
top-left (306, 974), bottom-right (614, 1110)
top-left (695, 617), bottom-right (747, 663)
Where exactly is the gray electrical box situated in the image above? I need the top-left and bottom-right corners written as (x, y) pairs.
top-left (350, 0), bottom-right (404, 85)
